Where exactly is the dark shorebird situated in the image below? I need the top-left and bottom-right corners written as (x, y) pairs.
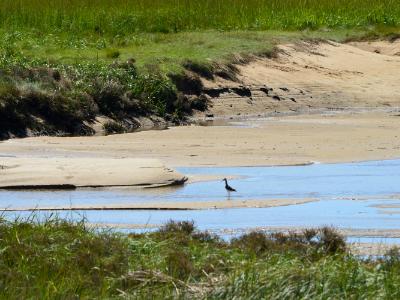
top-left (222, 178), bottom-right (236, 192)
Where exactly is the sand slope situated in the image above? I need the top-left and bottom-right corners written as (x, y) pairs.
top-left (349, 40), bottom-right (400, 56)
top-left (0, 157), bottom-right (186, 188)
top-left (201, 40), bottom-right (400, 117)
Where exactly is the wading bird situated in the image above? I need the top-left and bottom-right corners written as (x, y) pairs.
top-left (223, 178), bottom-right (236, 192)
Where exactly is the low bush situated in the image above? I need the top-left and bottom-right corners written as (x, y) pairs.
top-left (231, 226), bottom-right (346, 256)
top-left (103, 120), bottom-right (126, 135)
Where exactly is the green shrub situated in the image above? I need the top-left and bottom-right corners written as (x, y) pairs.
top-left (231, 227), bottom-right (346, 256)
top-left (132, 74), bottom-right (177, 116)
top-left (103, 120), bottom-right (126, 135)
top-left (158, 220), bottom-right (195, 235)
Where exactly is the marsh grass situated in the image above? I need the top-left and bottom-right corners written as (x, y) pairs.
top-left (1, 0), bottom-right (399, 34)
top-left (0, 218), bottom-right (400, 298)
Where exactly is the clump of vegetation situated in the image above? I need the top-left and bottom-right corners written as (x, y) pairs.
top-left (231, 227), bottom-right (346, 257)
top-left (183, 60), bottom-right (214, 80)
top-left (0, 53), bottom-right (200, 139)
top-left (103, 120), bottom-right (126, 135)
top-left (169, 71), bottom-right (204, 95)
top-left (0, 78), bottom-right (96, 139)
top-left (1, 217), bottom-right (400, 298)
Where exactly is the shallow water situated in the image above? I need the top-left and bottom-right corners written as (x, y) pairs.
top-left (1, 159), bottom-right (400, 241)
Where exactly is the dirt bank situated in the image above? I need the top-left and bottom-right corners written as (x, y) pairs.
top-left (199, 40), bottom-right (400, 118)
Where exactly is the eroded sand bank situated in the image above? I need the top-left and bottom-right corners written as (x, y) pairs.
top-left (202, 40), bottom-right (400, 118)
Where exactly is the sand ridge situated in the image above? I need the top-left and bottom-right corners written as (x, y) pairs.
top-left (0, 198), bottom-right (317, 211)
top-left (0, 157), bottom-right (187, 188)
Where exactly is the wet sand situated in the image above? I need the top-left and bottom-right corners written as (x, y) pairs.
top-left (0, 198), bottom-right (316, 211)
top-left (1, 111), bottom-right (400, 167)
top-left (350, 243), bottom-right (396, 256)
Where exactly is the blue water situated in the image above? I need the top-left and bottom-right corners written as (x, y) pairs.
top-left (178, 159), bottom-right (400, 200)
top-left (1, 159), bottom-right (400, 238)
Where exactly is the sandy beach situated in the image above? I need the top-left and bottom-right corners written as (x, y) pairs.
top-left (1, 111), bottom-right (400, 168)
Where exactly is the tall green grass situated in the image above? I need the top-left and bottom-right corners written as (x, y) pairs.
top-left (1, 0), bottom-right (399, 34)
top-left (1, 219), bottom-right (400, 298)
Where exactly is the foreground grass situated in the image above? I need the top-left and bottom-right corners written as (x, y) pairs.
top-left (1, 218), bottom-right (400, 299)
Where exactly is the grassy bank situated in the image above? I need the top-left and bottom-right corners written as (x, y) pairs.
top-left (0, 1), bottom-right (400, 139)
top-left (0, 218), bottom-right (400, 299)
